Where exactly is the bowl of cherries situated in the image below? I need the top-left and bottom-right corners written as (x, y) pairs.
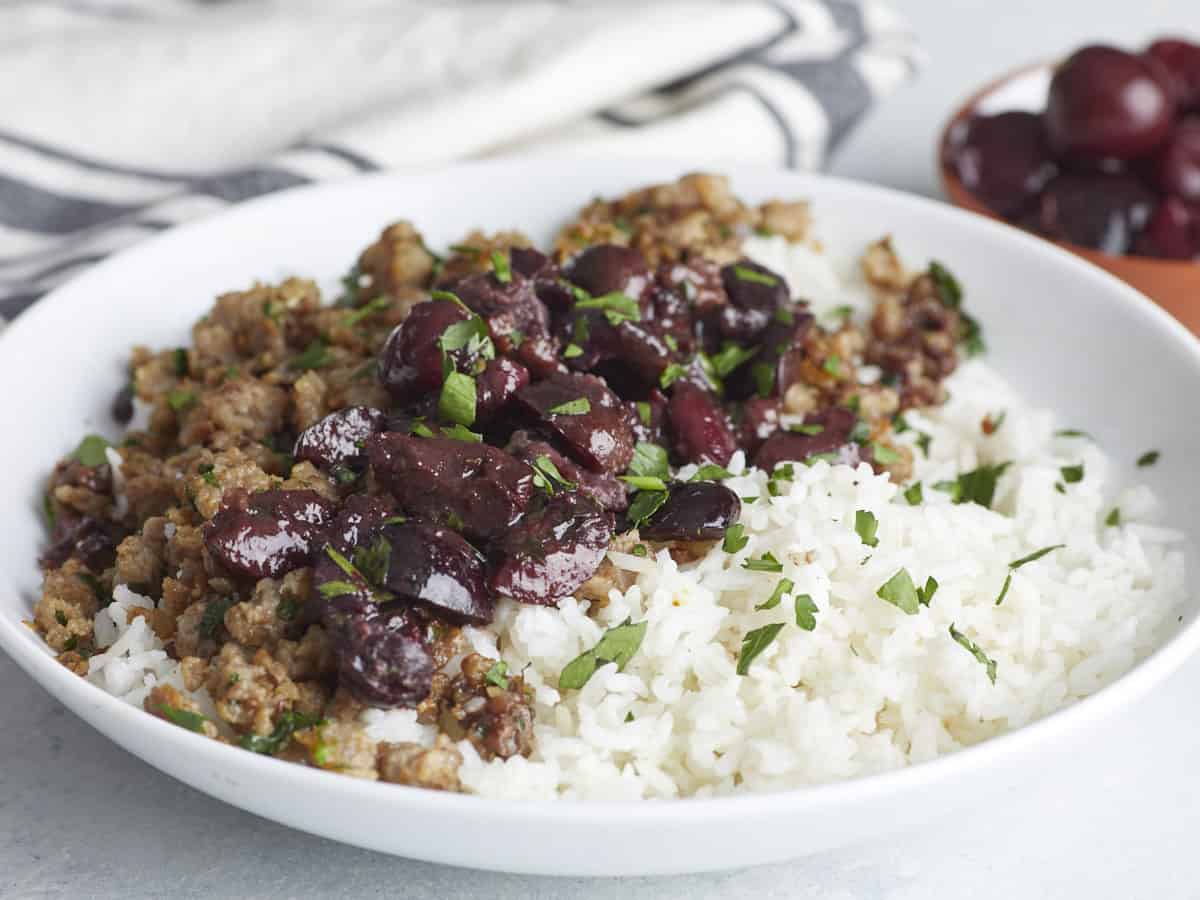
top-left (941, 38), bottom-right (1200, 333)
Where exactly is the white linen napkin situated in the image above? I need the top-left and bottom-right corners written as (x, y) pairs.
top-left (0, 0), bottom-right (920, 319)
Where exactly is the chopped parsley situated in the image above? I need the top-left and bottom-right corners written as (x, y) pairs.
top-left (530, 455), bottom-right (577, 496)
top-left (934, 461), bottom-right (1011, 508)
top-left (929, 261), bottom-right (962, 306)
top-left (1137, 450), bottom-right (1160, 467)
top-left (948, 624), bottom-right (997, 684)
top-left (635, 401), bottom-right (652, 426)
top-left (291, 338), bottom-right (332, 371)
top-left (854, 510), bottom-right (879, 547)
top-left (876, 568), bottom-right (936, 615)
top-left (870, 442), bottom-right (900, 465)
top-left (199, 597), bottom-right (236, 639)
top-left (690, 464), bottom-right (733, 482)
top-left (732, 265), bottom-right (778, 287)
top-left (789, 423), bottom-right (825, 436)
top-left (627, 489), bottom-right (669, 527)
top-left (198, 463), bottom-right (219, 487)
top-left (1060, 464), bottom-right (1084, 484)
top-left (659, 362), bottom-right (688, 389)
top-left (438, 371), bottom-right (477, 427)
top-left (558, 618), bottom-right (648, 690)
top-left (628, 442), bottom-right (669, 479)
top-left (240, 710), bottom-right (322, 755)
top-left (490, 250), bottom-right (512, 284)
top-left (341, 295), bottom-right (391, 328)
top-left (431, 289), bottom-right (467, 308)
top-left (995, 544), bottom-right (1064, 605)
top-left (77, 573), bottom-right (110, 609)
top-left (794, 593), bottom-right (818, 631)
top-left (903, 482), bottom-right (924, 505)
top-left (751, 362), bottom-right (775, 398)
top-left (1105, 508), bottom-right (1121, 527)
top-left (449, 243), bottom-right (481, 257)
top-left (439, 316), bottom-right (494, 361)
top-left (722, 524), bottom-right (748, 553)
top-left (410, 420), bottom-right (435, 438)
top-left (158, 703), bottom-right (208, 734)
top-left (484, 660), bottom-right (510, 690)
top-left (167, 388), bottom-right (196, 412)
top-left (736, 623), bottom-right (785, 674)
top-left (548, 397), bottom-right (590, 416)
top-left (631, 544), bottom-right (648, 558)
top-left (822, 354), bottom-right (843, 378)
top-left (441, 424), bottom-right (483, 443)
top-left (173, 347), bottom-right (189, 376)
top-left (353, 533), bottom-right (391, 587)
top-left (914, 432), bottom-right (932, 457)
top-left (1056, 429), bottom-right (1092, 439)
top-left (574, 291), bottom-right (640, 326)
top-left (742, 552), bottom-right (783, 573)
top-left (563, 343), bottom-right (584, 359)
top-left (756, 577), bottom-right (794, 611)
top-left (71, 434), bottom-right (111, 468)
top-left (620, 475), bottom-right (668, 492)
top-left (711, 343), bottom-right (758, 378)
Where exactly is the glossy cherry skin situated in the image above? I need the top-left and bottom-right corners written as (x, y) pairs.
top-left (1033, 173), bottom-right (1157, 254)
top-left (1145, 38), bottom-right (1200, 112)
top-left (1045, 45), bottom-right (1175, 160)
top-left (204, 489), bottom-right (336, 579)
top-left (952, 112), bottom-right (1058, 218)
top-left (639, 482), bottom-right (741, 542)
top-left (1149, 118), bottom-right (1200, 201)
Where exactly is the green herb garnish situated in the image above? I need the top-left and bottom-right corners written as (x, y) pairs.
top-left (935, 461), bottom-right (1011, 508)
top-left (635, 401), bottom-right (652, 426)
top-left (621, 475), bottom-right (668, 492)
top-left (732, 265), bottom-right (778, 287)
top-left (789, 423), bottom-right (824, 436)
top-left (627, 489), bottom-right (668, 527)
top-left (530, 454), bottom-right (577, 496)
top-left (628, 442), bottom-right (669, 479)
top-left (484, 660), bottom-right (510, 690)
top-left (173, 347), bottom-right (189, 376)
top-left (903, 482), bottom-right (923, 505)
top-left (742, 552), bottom-right (783, 573)
top-left (756, 577), bottom-right (794, 611)
top-left (158, 703), bottom-right (208, 734)
top-left (690, 464), bottom-right (733, 482)
top-left (575, 291), bottom-right (640, 325)
top-left (870, 442), bottom-right (900, 465)
top-left (240, 710), bottom-right (322, 755)
top-left (198, 463), bottom-right (219, 487)
top-left (341, 296), bottom-right (390, 328)
top-left (736, 623), bottom-right (785, 675)
top-left (1105, 508), bottom-right (1121, 527)
top-left (876, 568), bottom-right (936, 615)
top-left (659, 362), bottom-right (688, 389)
top-left (438, 371), bottom-right (477, 426)
top-left (722, 524), bottom-right (748, 553)
top-left (558, 618), bottom-right (648, 690)
top-left (199, 597), bottom-right (236, 639)
top-left (710, 343), bottom-right (759, 378)
top-left (167, 388), bottom-right (196, 412)
top-left (291, 339), bottom-right (332, 371)
top-left (71, 435), bottom-right (111, 468)
top-left (549, 397), bottom-right (590, 416)
top-left (794, 594), bottom-right (818, 631)
top-left (822, 354), bottom-right (842, 378)
top-left (854, 510), bottom-right (879, 547)
top-left (948, 624), bottom-right (997, 684)
top-left (490, 250), bottom-right (512, 284)
top-left (1060, 464), bottom-right (1084, 484)
top-left (1137, 450), bottom-right (1160, 467)
top-left (563, 343), bottom-right (584, 359)
top-left (751, 362), bottom-right (774, 398)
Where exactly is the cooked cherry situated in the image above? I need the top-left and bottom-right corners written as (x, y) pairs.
top-left (293, 406), bottom-right (386, 470)
top-left (738, 397), bottom-right (782, 453)
top-left (640, 482), bottom-right (740, 542)
top-left (506, 430), bottom-right (627, 511)
top-left (719, 260), bottom-right (790, 343)
top-left (1134, 196), bottom-right (1197, 259)
top-left (565, 244), bottom-right (652, 301)
top-left (367, 433), bottom-right (535, 542)
top-left (1045, 45), bottom-right (1174, 160)
top-left (489, 492), bottom-right (615, 605)
top-left (324, 596), bottom-right (433, 708)
top-left (111, 384), bottom-right (135, 425)
top-left (951, 112), bottom-right (1058, 218)
top-left (1034, 173), bottom-right (1157, 254)
top-left (667, 382), bottom-right (737, 466)
top-left (310, 494), bottom-right (399, 608)
top-left (475, 357), bottom-right (530, 422)
top-left (378, 299), bottom-right (471, 403)
top-left (1149, 118), bottom-right (1200, 201)
top-left (39, 515), bottom-right (116, 572)
top-left (450, 269), bottom-right (552, 355)
top-left (204, 489), bottom-right (335, 579)
top-left (1145, 38), bottom-right (1200, 111)
top-left (379, 520), bottom-right (491, 624)
top-left (753, 407), bottom-right (857, 471)
top-left (514, 372), bottom-right (635, 473)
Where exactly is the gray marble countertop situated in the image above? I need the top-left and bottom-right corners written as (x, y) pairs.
top-left (5, 2), bottom-right (1199, 897)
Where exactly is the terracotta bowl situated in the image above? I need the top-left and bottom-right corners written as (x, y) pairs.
top-left (939, 62), bottom-right (1200, 335)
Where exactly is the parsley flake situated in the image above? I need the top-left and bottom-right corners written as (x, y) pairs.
top-left (490, 250), bottom-right (512, 284)
top-left (732, 265), bottom-right (779, 287)
top-left (71, 435), bottom-right (111, 468)
top-left (549, 397), bottom-right (590, 416)
top-left (722, 524), bottom-right (748, 553)
top-left (737, 623), bottom-right (785, 674)
top-left (558, 618), bottom-right (647, 690)
top-left (438, 371), bottom-right (477, 426)
top-left (1137, 450), bottom-right (1160, 467)
top-left (742, 552), bottom-right (783, 573)
top-left (756, 578), bottom-right (794, 611)
top-left (854, 510), bottom-right (879, 547)
top-left (948, 624), bottom-right (997, 684)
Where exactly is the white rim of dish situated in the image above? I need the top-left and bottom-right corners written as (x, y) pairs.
top-left (3, 156), bottom-right (1199, 822)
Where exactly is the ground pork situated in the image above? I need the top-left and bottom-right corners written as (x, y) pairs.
top-left (378, 735), bottom-right (462, 791)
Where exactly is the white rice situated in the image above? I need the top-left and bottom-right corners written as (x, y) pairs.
top-left (83, 236), bottom-right (1187, 800)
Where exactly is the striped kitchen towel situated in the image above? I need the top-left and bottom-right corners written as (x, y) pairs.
top-left (0, 0), bottom-right (920, 320)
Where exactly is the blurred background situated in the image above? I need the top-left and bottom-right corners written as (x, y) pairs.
top-left (2, 1), bottom-right (1198, 898)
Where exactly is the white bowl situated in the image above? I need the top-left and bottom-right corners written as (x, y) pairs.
top-left (2, 158), bottom-right (1198, 876)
